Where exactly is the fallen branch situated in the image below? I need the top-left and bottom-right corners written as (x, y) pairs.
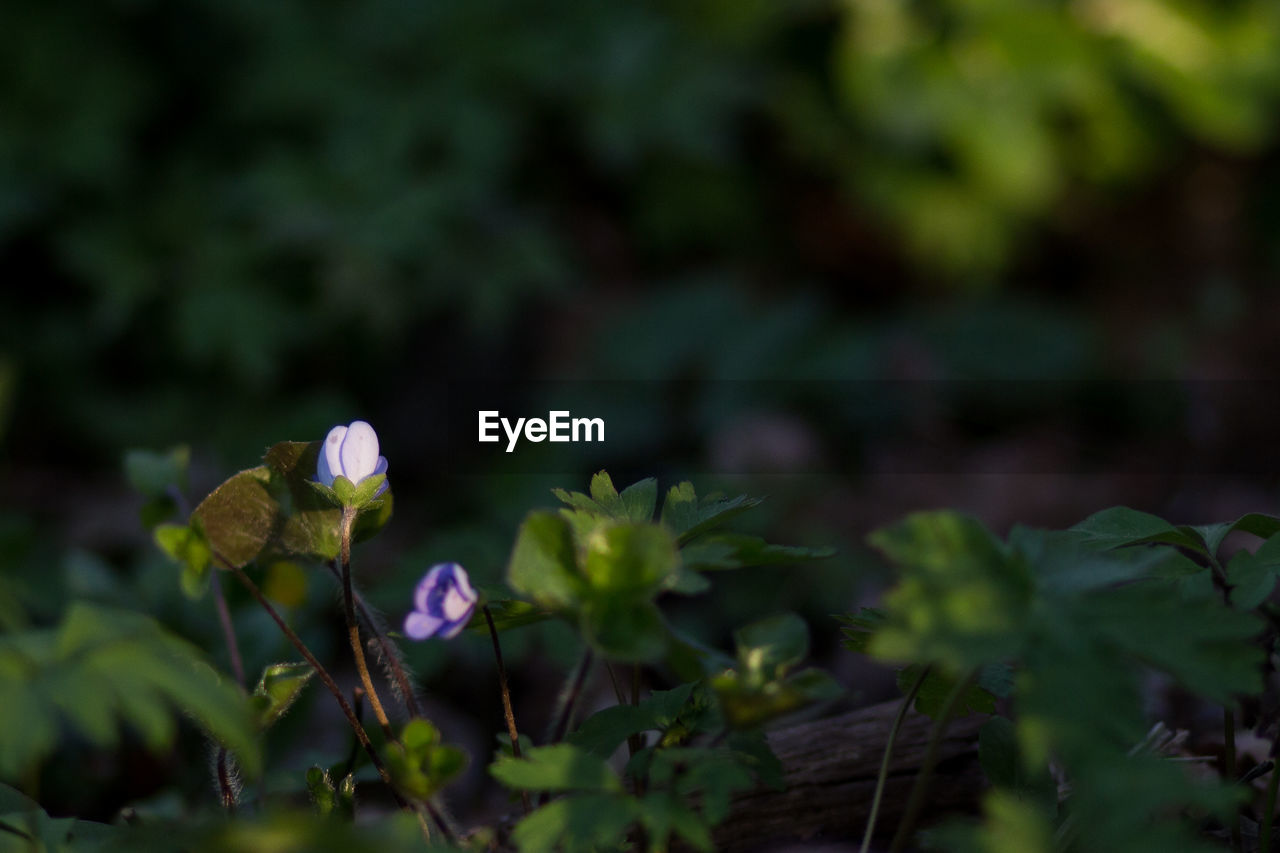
top-left (715, 700), bottom-right (987, 851)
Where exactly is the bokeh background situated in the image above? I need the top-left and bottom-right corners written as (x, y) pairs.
top-left (6, 0), bottom-right (1280, 830)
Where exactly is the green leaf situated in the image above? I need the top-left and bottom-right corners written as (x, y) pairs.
top-left (154, 523), bottom-right (213, 600)
top-left (899, 665), bottom-right (996, 719)
top-left (734, 613), bottom-right (809, 682)
top-left (668, 564), bottom-right (713, 595)
top-left (510, 792), bottom-right (637, 853)
top-left (507, 512), bottom-right (584, 609)
top-left (639, 792), bottom-right (713, 852)
top-left (617, 478), bottom-right (658, 523)
top-left (491, 744), bottom-right (623, 793)
top-left (466, 597), bottom-right (550, 634)
top-left (726, 731), bottom-right (785, 790)
top-left (568, 683), bottom-right (696, 758)
top-left (660, 482), bottom-right (764, 543)
top-left (837, 607), bottom-right (886, 654)
top-left (925, 791), bottom-right (1056, 853)
top-left (0, 602), bottom-right (260, 781)
top-left (589, 470), bottom-right (620, 507)
top-left (551, 488), bottom-right (605, 514)
top-left (250, 662), bottom-right (315, 730)
top-left (580, 523), bottom-right (679, 597)
top-left (868, 512), bottom-right (1031, 671)
top-left (1087, 582), bottom-right (1263, 703)
top-left (1070, 507), bottom-right (1206, 553)
top-left (1009, 527), bottom-right (1164, 594)
top-left (660, 747), bottom-right (757, 824)
top-left (1228, 533), bottom-right (1280, 609)
top-left (331, 475), bottom-right (357, 506)
top-left (580, 597), bottom-right (668, 662)
top-left (386, 719), bottom-right (468, 800)
top-left (1196, 513), bottom-right (1280, 557)
top-left (712, 666), bottom-right (841, 729)
top-left (978, 717), bottom-right (1056, 820)
top-left (681, 534), bottom-right (834, 571)
top-left (190, 467), bottom-right (281, 568)
top-left (554, 473), bottom-right (658, 524)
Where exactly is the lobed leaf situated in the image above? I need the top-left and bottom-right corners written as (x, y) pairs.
top-left (490, 744), bottom-right (622, 793)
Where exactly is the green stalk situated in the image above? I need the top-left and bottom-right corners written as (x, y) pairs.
top-left (860, 666), bottom-right (930, 853)
top-left (889, 669), bottom-right (975, 853)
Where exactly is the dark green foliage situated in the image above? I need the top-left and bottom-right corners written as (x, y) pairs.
top-left (384, 719), bottom-right (467, 801)
top-left (0, 602), bottom-right (260, 782)
top-left (712, 612), bottom-right (842, 729)
top-left (567, 683), bottom-right (696, 758)
top-left (0, 783), bottom-right (119, 853)
top-left (510, 471), bottom-right (830, 662)
top-left (858, 507), bottom-right (1272, 851)
top-left (491, 744), bottom-right (622, 795)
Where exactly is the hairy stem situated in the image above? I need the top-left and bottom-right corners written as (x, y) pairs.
top-left (206, 512), bottom-right (245, 813)
top-left (223, 562), bottom-right (401, 801)
top-left (889, 669), bottom-right (974, 853)
top-left (338, 505), bottom-right (393, 740)
top-left (325, 560), bottom-right (422, 719)
top-left (484, 605), bottom-right (531, 816)
top-left (860, 665), bottom-right (930, 853)
top-left (226, 558), bottom-right (461, 845)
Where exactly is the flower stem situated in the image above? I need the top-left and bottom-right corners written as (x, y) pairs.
top-left (325, 559), bottom-right (422, 719)
top-left (209, 571), bottom-right (244, 811)
top-left (484, 605), bottom-right (531, 816)
top-left (860, 665), bottom-right (930, 853)
top-left (210, 571), bottom-right (245, 685)
top-left (338, 505), bottom-right (393, 741)
top-left (223, 555), bottom-right (454, 845)
top-left (548, 648), bottom-right (594, 745)
top-left (224, 563), bottom-right (400, 798)
top-left (889, 669), bottom-right (975, 853)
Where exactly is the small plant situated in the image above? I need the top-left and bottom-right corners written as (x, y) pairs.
top-left (1, 424), bottom-right (838, 851)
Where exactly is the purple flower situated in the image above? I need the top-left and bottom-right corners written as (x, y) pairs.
top-left (405, 563), bottom-right (478, 640)
top-left (317, 420), bottom-right (388, 497)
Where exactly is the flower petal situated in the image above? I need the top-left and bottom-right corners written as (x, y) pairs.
top-left (339, 420), bottom-right (380, 483)
top-left (414, 563), bottom-right (448, 613)
top-left (319, 425), bottom-right (348, 485)
top-left (453, 564), bottom-right (476, 603)
top-left (404, 611), bottom-right (444, 640)
top-left (438, 617), bottom-right (469, 640)
top-left (373, 456), bottom-right (389, 496)
top-left (441, 585), bottom-right (475, 622)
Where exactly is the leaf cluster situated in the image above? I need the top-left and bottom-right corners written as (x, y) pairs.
top-left (492, 685), bottom-right (781, 853)
top-left (0, 602), bottom-right (260, 784)
top-left (506, 471), bottom-right (830, 662)
top-left (849, 508), bottom-right (1277, 851)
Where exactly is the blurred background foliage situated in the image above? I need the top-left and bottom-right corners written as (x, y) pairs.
top-left (5, 0), bottom-right (1280, 831)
